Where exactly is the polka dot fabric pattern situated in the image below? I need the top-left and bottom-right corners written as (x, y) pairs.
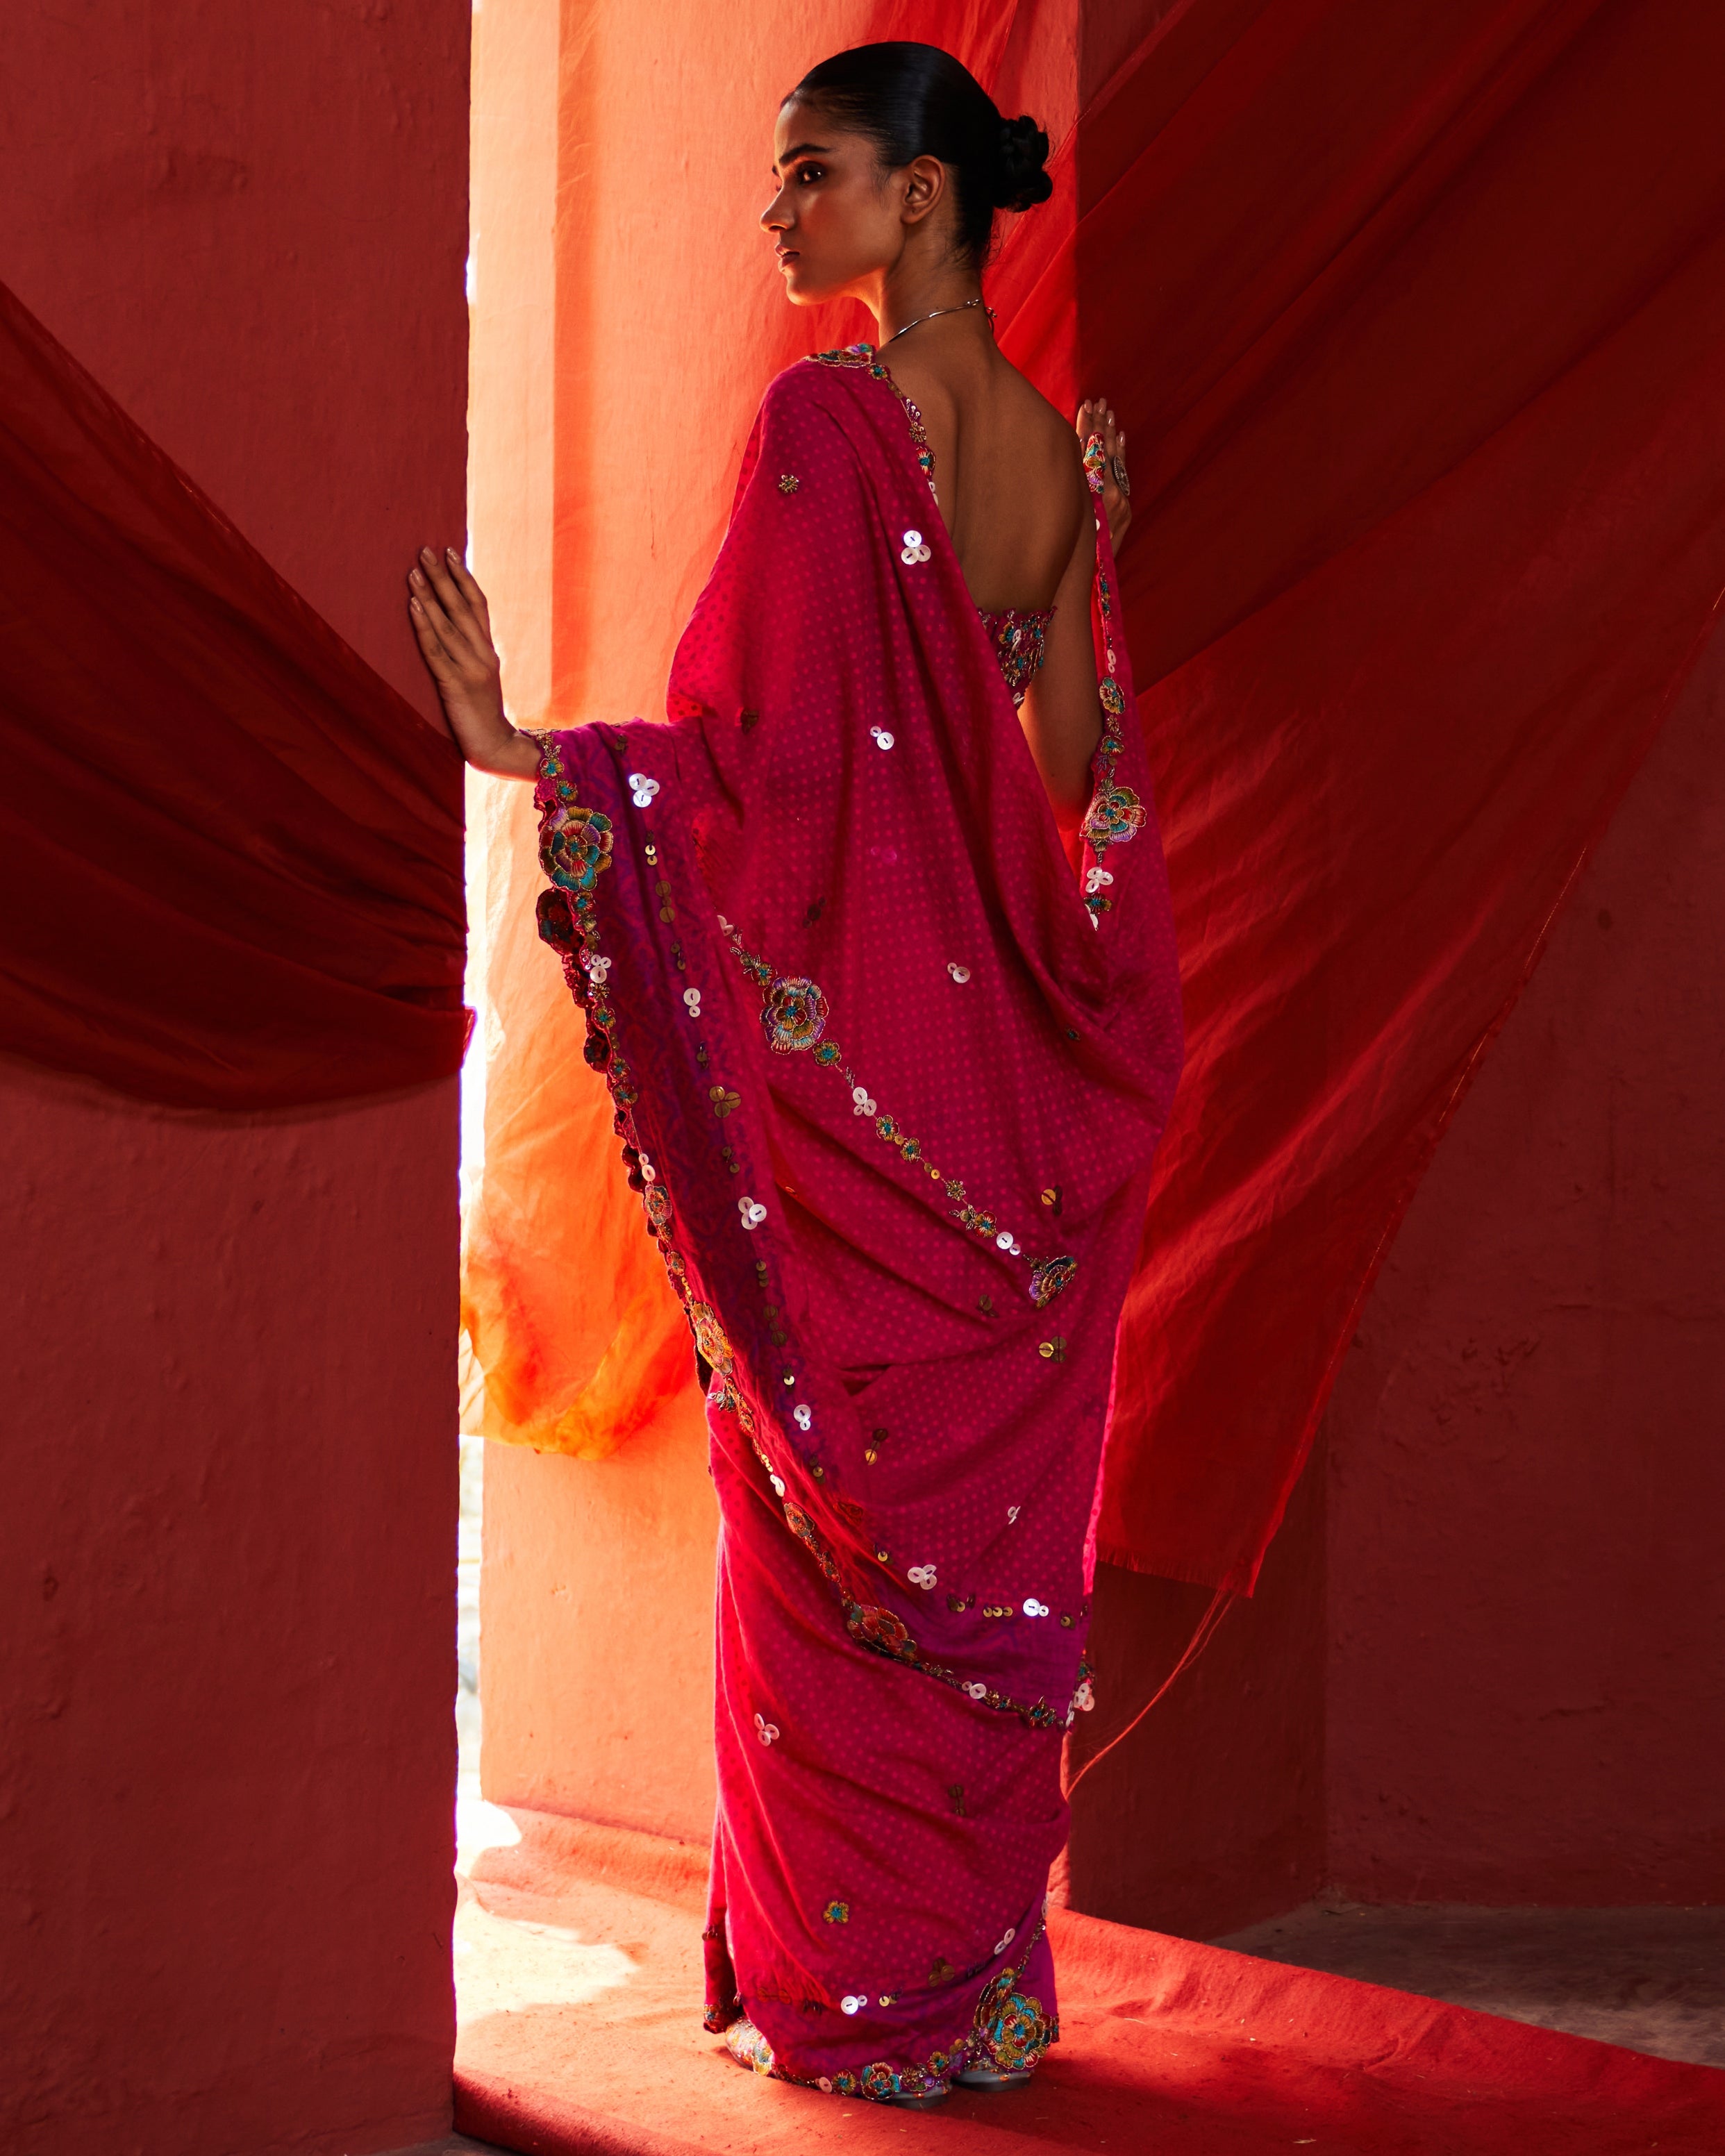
top-left (531, 350), bottom-right (1182, 2100)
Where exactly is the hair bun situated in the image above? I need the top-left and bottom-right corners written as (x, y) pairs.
top-left (994, 113), bottom-right (1052, 212)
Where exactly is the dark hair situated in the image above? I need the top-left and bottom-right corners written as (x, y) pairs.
top-left (788, 42), bottom-right (1052, 261)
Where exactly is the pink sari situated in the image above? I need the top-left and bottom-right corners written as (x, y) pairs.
top-left (533, 346), bottom-right (1182, 2100)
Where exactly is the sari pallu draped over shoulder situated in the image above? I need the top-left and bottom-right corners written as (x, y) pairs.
top-left (531, 351), bottom-right (1181, 2098)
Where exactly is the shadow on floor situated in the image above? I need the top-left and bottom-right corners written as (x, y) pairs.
top-left (1210, 1903), bottom-right (1725, 2069)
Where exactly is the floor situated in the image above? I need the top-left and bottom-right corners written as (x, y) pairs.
top-left (1212, 1901), bottom-right (1725, 2069)
top-left (383, 2141), bottom-right (504, 2155)
top-left (403, 1893), bottom-right (1724, 2156)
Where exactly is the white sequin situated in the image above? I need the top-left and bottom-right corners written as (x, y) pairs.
top-left (626, 771), bottom-right (660, 808)
top-left (753, 1712), bottom-right (780, 1746)
top-left (1085, 867), bottom-right (1115, 895)
top-left (1023, 1597), bottom-right (1050, 1618)
top-left (907, 1564), bottom-right (938, 1589)
top-left (738, 1196), bottom-right (767, 1229)
top-left (682, 987), bottom-right (701, 1015)
top-left (947, 962), bottom-right (971, 983)
top-left (899, 528), bottom-right (932, 566)
top-left (793, 1403), bottom-right (812, 1430)
top-left (841, 1994), bottom-right (866, 2016)
top-left (851, 1085), bottom-right (877, 1116)
top-left (869, 725), bottom-right (895, 751)
top-left (965, 1681), bottom-right (988, 1700)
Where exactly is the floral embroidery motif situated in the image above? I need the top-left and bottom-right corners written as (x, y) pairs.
top-left (823, 1900), bottom-right (850, 1924)
top-left (977, 604), bottom-right (1053, 707)
top-left (761, 973), bottom-right (831, 1053)
top-left (778, 473), bottom-right (800, 494)
top-left (973, 1969), bottom-right (1051, 2073)
top-left (847, 1603), bottom-right (915, 1660)
top-left (744, 1923), bottom-right (1055, 2098)
top-left (1078, 435), bottom-right (1143, 912)
top-left (1029, 1255), bottom-right (1078, 1307)
top-left (688, 1303), bottom-right (735, 1380)
top-left (722, 920), bottom-right (1076, 1310)
top-left (812, 344), bottom-right (938, 501)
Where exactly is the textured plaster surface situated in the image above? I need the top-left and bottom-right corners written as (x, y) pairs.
top-left (0, 3), bottom-right (469, 2150)
top-left (1322, 624), bottom-right (1725, 1906)
top-left (1215, 1903), bottom-right (1725, 2069)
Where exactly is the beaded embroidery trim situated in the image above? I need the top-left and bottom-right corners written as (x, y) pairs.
top-left (812, 343), bottom-right (939, 502)
top-left (977, 604), bottom-right (1053, 707)
top-left (532, 737), bottom-right (1082, 1733)
top-left (715, 1911), bottom-right (1056, 2100)
top-left (1076, 435), bottom-right (1144, 914)
top-left (717, 918), bottom-right (1075, 1311)
top-left (814, 351), bottom-right (1141, 919)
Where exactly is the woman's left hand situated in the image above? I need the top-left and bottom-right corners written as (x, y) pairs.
top-left (1076, 399), bottom-right (1132, 555)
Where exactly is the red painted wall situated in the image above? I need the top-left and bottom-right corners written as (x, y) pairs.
top-left (1323, 622), bottom-right (1725, 1907)
top-left (1065, 1453), bottom-right (1327, 1939)
top-left (0, 6), bottom-right (468, 2150)
top-left (1062, 625), bottom-right (1725, 1932)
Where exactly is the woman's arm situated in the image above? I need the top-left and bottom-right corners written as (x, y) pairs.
top-left (406, 545), bottom-right (540, 779)
top-left (1017, 503), bottom-right (1104, 823)
top-left (1076, 399), bottom-right (1131, 555)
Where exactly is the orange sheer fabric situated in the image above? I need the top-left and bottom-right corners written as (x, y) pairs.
top-left (465, 0), bottom-right (1725, 1590)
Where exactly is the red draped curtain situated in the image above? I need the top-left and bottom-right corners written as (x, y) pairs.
top-left (0, 284), bottom-right (465, 1110)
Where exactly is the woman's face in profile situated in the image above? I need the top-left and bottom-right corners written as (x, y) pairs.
top-left (762, 100), bottom-right (910, 305)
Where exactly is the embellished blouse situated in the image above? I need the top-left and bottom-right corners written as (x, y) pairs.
top-left (977, 605), bottom-right (1053, 707)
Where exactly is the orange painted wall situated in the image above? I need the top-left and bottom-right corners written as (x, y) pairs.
top-left (0, 5), bottom-right (467, 2149)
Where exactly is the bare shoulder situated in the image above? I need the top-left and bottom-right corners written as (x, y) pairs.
top-left (1000, 359), bottom-right (1085, 466)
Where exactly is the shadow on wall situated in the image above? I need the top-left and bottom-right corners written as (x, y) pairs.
top-left (1067, 621), bottom-right (1725, 1937)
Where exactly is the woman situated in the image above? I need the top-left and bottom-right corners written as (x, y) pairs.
top-left (410, 42), bottom-right (1182, 2112)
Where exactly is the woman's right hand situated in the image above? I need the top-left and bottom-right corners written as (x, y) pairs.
top-left (1076, 400), bottom-right (1132, 556)
top-left (406, 546), bottom-right (540, 778)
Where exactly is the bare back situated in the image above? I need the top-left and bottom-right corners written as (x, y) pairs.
top-left (888, 332), bottom-right (1102, 818)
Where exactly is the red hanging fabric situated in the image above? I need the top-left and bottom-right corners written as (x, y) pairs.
top-left (1022, 0), bottom-right (1725, 1587)
top-left (0, 281), bottom-right (465, 1112)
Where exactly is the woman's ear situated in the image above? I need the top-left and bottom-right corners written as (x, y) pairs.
top-left (899, 154), bottom-right (949, 230)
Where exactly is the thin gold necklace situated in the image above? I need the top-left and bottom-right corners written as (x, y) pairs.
top-left (879, 296), bottom-right (996, 349)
